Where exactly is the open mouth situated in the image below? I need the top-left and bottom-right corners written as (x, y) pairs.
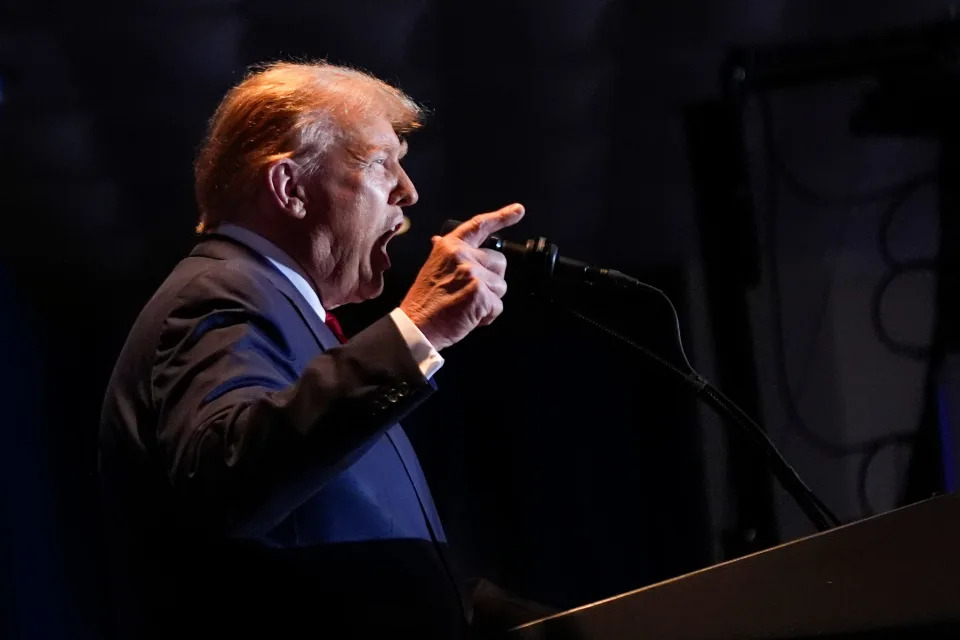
top-left (374, 220), bottom-right (404, 268)
top-left (379, 220), bottom-right (404, 246)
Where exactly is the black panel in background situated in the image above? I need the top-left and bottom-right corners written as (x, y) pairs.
top-left (906, 134), bottom-right (960, 505)
top-left (684, 99), bottom-right (778, 557)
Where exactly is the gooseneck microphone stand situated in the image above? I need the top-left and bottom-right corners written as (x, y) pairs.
top-left (567, 285), bottom-right (840, 533)
top-left (450, 221), bottom-right (841, 533)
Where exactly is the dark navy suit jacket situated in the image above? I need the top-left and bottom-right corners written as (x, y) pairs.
top-left (99, 235), bottom-right (467, 638)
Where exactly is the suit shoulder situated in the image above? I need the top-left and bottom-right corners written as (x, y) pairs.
top-left (159, 255), bottom-right (285, 314)
top-left (111, 255), bottom-right (286, 378)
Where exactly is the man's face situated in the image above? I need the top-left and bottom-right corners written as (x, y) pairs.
top-left (303, 114), bottom-right (418, 306)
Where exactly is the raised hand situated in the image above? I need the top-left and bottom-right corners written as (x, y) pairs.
top-left (399, 203), bottom-right (525, 351)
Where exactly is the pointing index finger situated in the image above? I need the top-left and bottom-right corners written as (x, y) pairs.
top-left (451, 203), bottom-right (525, 248)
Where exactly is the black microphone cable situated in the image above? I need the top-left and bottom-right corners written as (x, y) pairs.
top-left (562, 285), bottom-right (841, 532)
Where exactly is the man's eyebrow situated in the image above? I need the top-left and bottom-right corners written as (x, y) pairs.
top-left (357, 139), bottom-right (407, 159)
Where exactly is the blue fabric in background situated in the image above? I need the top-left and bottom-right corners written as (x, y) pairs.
top-left (0, 270), bottom-right (72, 639)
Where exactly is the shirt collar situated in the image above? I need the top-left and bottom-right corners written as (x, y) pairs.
top-left (215, 223), bottom-right (326, 322)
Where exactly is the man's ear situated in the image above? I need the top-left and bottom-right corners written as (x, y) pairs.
top-left (265, 158), bottom-right (308, 219)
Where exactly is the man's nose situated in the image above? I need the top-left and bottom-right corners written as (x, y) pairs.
top-left (391, 168), bottom-right (419, 207)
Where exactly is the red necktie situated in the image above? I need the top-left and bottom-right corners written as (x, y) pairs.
top-left (324, 311), bottom-right (348, 344)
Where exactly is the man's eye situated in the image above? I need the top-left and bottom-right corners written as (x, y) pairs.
top-left (372, 158), bottom-right (386, 165)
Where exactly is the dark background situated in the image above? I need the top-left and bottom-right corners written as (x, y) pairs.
top-left (2, 1), bottom-right (958, 637)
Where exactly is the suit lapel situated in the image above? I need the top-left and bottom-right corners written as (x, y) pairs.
top-left (190, 234), bottom-right (341, 351)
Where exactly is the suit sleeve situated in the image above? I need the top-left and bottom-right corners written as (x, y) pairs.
top-left (151, 267), bottom-right (434, 539)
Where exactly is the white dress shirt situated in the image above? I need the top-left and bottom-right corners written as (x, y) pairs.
top-left (216, 223), bottom-right (444, 379)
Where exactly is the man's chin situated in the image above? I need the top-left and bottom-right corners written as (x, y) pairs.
top-left (355, 274), bottom-right (385, 302)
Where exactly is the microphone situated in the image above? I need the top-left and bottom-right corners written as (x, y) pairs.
top-left (441, 219), bottom-right (641, 290)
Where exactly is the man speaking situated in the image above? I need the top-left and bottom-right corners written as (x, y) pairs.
top-left (99, 61), bottom-right (524, 639)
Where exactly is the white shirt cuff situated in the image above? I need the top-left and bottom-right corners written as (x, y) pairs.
top-left (389, 308), bottom-right (445, 379)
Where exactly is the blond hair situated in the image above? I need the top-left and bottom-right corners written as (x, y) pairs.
top-left (194, 61), bottom-right (423, 232)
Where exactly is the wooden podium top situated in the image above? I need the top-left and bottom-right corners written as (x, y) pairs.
top-left (509, 493), bottom-right (960, 639)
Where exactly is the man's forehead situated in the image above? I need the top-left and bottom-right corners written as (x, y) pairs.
top-left (343, 117), bottom-right (408, 154)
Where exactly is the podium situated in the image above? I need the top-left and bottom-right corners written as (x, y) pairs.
top-left (508, 493), bottom-right (960, 638)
